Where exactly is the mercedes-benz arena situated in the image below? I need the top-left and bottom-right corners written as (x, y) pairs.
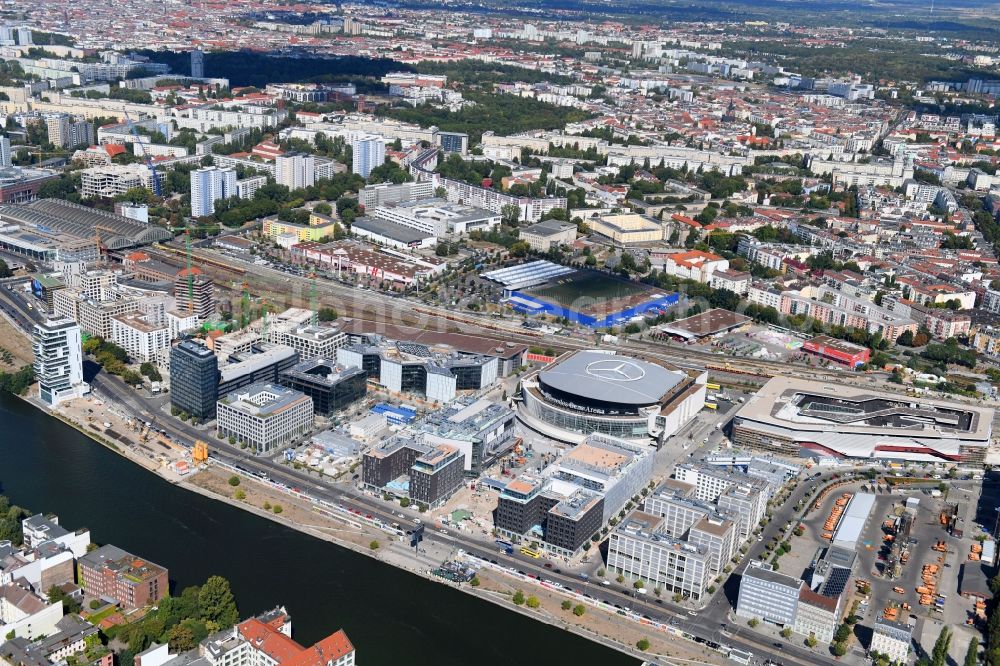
top-left (518, 350), bottom-right (707, 445)
top-left (732, 376), bottom-right (994, 463)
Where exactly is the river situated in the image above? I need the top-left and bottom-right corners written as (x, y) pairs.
top-left (0, 393), bottom-right (636, 666)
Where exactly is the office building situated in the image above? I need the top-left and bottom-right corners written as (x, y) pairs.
top-left (268, 322), bottom-right (347, 359)
top-left (337, 339), bottom-right (499, 405)
top-left (173, 268), bottom-right (215, 321)
top-left (732, 376), bottom-right (994, 463)
top-left (110, 312), bottom-right (170, 363)
top-left (351, 135), bottom-right (385, 178)
top-left (717, 482), bottom-right (769, 540)
top-left (190, 166), bottom-right (237, 218)
top-left (641, 484), bottom-right (738, 573)
top-left (216, 382), bottom-right (314, 453)
top-left (674, 463), bottom-right (745, 503)
top-left (32, 318), bottom-right (86, 406)
top-left (548, 433), bottom-right (654, 522)
top-left (607, 511), bottom-right (712, 600)
top-left (363, 437), bottom-right (465, 507)
top-left (870, 617), bottom-right (912, 664)
top-left (276, 153), bottom-right (315, 190)
top-left (278, 359), bottom-right (367, 416)
top-left (411, 397), bottom-right (516, 475)
top-left (77, 544), bottom-right (167, 610)
top-left (735, 561), bottom-right (801, 626)
top-left (169, 340), bottom-right (219, 420)
top-left (21, 513), bottom-right (91, 559)
top-left (217, 344), bottom-right (300, 397)
top-left (190, 48), bottom-right (204, 78)
top-left (493, 474), bottom-right (604, 557)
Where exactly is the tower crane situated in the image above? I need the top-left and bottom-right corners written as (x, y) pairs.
top-left (122, 110), bottom-right (162, 197)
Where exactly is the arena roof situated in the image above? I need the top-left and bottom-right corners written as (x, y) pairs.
top-left (538, 350), bottom-right (682, 407)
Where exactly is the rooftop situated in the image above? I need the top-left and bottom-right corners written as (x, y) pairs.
top-left (538, 350), bottom-right (683, 407)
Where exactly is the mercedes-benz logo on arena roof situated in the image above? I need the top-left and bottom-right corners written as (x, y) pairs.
top-left (585, 359), bottom-right (647, 382)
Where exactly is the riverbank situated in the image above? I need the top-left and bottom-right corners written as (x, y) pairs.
top-left (12, 389), bottom-right (727, 666)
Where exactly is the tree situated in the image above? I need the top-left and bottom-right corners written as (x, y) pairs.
top-left (561, 600), bottom-right (572, 611)
top-left (228, 475), bottom-right (240, 487)
top-left (832, 642), bottom-right (848, 657)
top-left (526, 596), bottom-right (540, 608)
top-left (369, 540), bottom-right (380, 550)
top-left (272, 505), bottom-right (283, 514)
top-left (965, 637), bottom-right (979, 666)
top-left (931, 627), bottom-right (951, 666)
top-left (500, 203), bottom-right (521, 226)
top-left (512, 590), bottom-right (525, 605)
top-left (0, 259), bottom-right (10, 279)
top-left (167, 623), bottom-right (196, 651)
top-left (47, 584), bottom-right (81, 614)
top-left (198, 576), bottom-right (239, 629)
top-left (636, 639), bottom-right (650, 651)
top-left (780, 627), bottom-right (792, 638)
top-left (234, 489), bottom-right (245, 500)
top-left (470, 577), bottom-right (480, 587)
top-left (806, 634), bottom-right (818, 648)
top-left (312, 202), bottom-right (333, 216)
top-left (748, 618), bottom-right (759, 628)
top-left (318, 307), bottom-right (338, 322)
top-left (139, 362), bottom-right (161, 382)
top-left (573, 604), bottom-right (586, 616)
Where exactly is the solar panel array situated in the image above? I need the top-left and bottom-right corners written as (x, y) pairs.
top-left (821, 566), bottom-right (850, 598)
top-left (396, 342), bottom-right (432, 357)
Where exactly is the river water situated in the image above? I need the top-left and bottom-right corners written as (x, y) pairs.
top-left (0, 393), bottom-right (636, 666)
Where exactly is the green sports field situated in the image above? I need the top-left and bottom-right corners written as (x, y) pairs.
top-left (525, 270), bottom-right (650, 313)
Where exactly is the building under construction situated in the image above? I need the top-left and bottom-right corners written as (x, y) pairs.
top-left (174, 267), bottom-right (215, 321)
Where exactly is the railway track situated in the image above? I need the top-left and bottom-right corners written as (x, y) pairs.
top-left (147, 243), bottom-right (881, 384)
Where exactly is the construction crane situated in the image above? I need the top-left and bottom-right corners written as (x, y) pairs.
top-left (185, 231), bottom-right (194, 315)
top-left (123, 110), bottom-right (162, 197)
top-left (309, 272), bottom-right (318, 327)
